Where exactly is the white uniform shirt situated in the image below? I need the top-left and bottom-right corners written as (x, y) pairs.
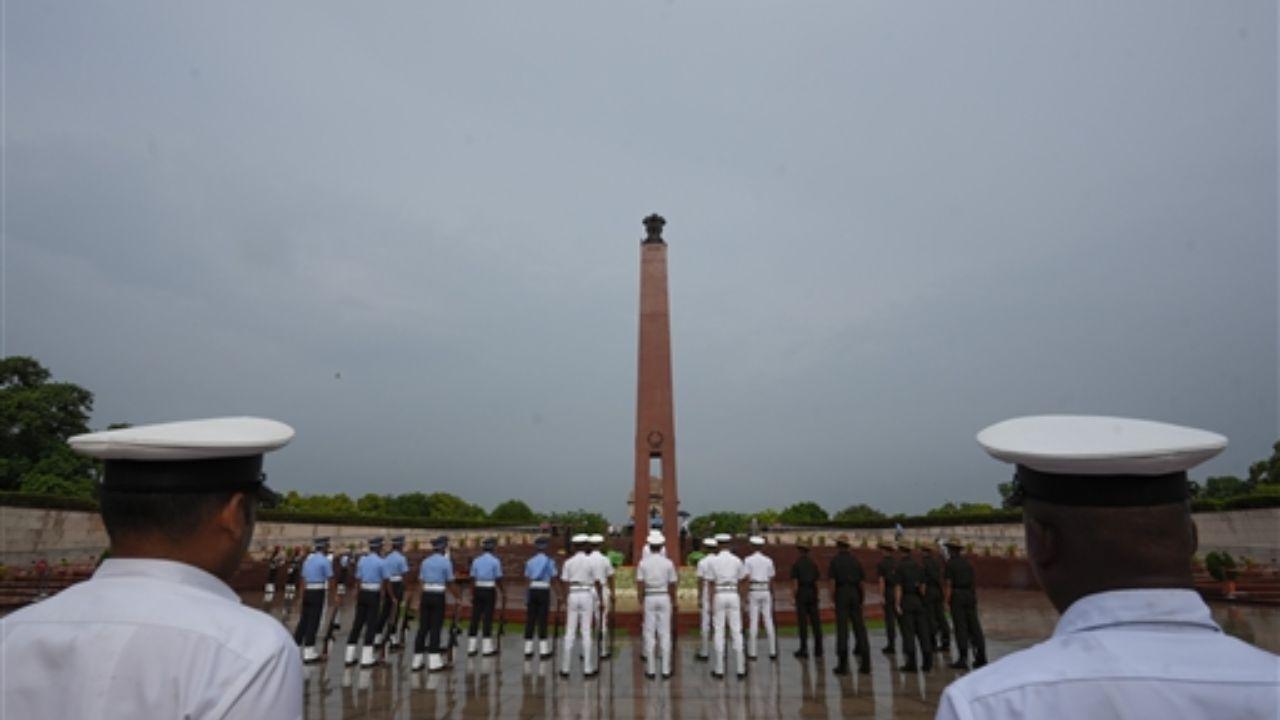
top-left (635, 554), bottom-right (678, 594)
top-left (706, 550), bottom-right (747, 588)
top-left (1, 559), bottom-right (302, 720)
top-left (936, 589), bottom-right (1280, 720)
top-left (588, 550), bottom-right (615, 586)
top-left (640, 544), bottom-right (668, 561)
top-left (743, 551), bottom-right (776, 587)
top-left (696, 554), bottom-right (715, 585)
top-left (561, 552), bottom-right (596, 587)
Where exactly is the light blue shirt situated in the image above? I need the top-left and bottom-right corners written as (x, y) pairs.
top-left (356, 553), bottom-right (386, 584)
top-left (383, 550), bottom-right (409, 580)
top-left (524, 552), bottom-right (557, 582)
top-left (419, 554), bottom-right (454, 584)
top-left (469, 552), bottom-right (503, 581)
top-left (301, 552), bottom-right (333, 584)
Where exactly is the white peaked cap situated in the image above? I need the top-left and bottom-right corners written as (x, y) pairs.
top-left (749, 536), bottom-right (765, 546)
top-left (588, 534), bottom-right (604, 543)
top-left (646, 531), bottom-right (665, 545)
top-left (69, 417), bottom-right (294, 460)
top-left (571, 534), bottom-right (589, 544)
top-left (702, 537), bottom-right (718, 548)
top-left (977, 415), bottom-right (1226, 476)
top-left (714, 533), bottom-right (731, 543)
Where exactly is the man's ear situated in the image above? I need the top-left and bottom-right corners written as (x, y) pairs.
top-left (215, 492), bottom-right (250, 537)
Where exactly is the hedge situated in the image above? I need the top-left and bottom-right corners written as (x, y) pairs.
top-left (257, 509), bottom-right (528, 530)
top-left (0, 492), bottom-right (99, 512)
top-left (0, 493), bottom-right (530, 530)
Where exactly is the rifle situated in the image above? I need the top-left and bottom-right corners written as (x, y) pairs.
top-left (396, 589), bottom-right (413, 649)
top-left (550, 592), bottom-right (563, 658)
top-left (769, 580), bottom-right (780, 658)
top-left (446, 596), bottom-right (462, 667)
top-left (496, 583), bottom-right (508, 654)
top-left (322, 583), bottom-right (345, 658)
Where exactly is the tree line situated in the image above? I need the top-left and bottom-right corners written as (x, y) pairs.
top-left (5, 355), bottom-right (1278, 528)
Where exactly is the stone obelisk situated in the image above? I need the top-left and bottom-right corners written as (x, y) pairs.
top-left (633, 214), bottom-right (681, 563)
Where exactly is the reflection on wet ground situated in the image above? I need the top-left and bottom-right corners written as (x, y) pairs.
top-left (252, 590), bottom-right (1276, 719)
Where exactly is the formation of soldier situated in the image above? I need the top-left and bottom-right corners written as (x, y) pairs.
top-left (284, 528), bottom-right (988, 680)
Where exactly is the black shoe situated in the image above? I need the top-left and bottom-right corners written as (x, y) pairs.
top-left (859, 664), bottom-right (871, 675)
top-left (540, 652), bottom-right (554, 659)
top-left (711, 671), bottom-right (725, 680)
top-left (662, 672), bottom-right (673, 680)
top-left (940, 643), bottom-right (951, 652)
top-left (922, 661), bottom-right (934, 672)
top-left (747, 655), bottom-right (758, 661)
top-left (833, 664), bottom-right (850, 676)
top-left (948, 660), bottom-right (969, 670)
top-left (559, 670), bottom-right (570, 678)
top-left (814, 648), bottom-right (824, 658)
top-left (737, 672), bottom-right (747, 680)
top-left (973, 658), bottom-right (987, 669)
top-left (793, 649), bottom-right (809, 659)
top-left (769, 653), bottom-right (777, 660)
top-left (898, 663), bottom-right (918, 672)
top-left (881, 645), bottom-right (896, 654)
top-left (695, 653), bottom-right (709, 662)
top-left (645, 672), bottom-right (656, 680)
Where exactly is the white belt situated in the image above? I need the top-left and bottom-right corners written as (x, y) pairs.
top-left (422, 583), bottom-right (446, 592)
top-left (388, 575), bottom-right (404, 582)
top-left (644, 585), bottom-right (668, 593)
top-left (361, 582), bottom-right (381, 591)
top-left (570, 583), bottom-right (593, 592)
top-left (529, 581), bottom-right (550, 589)
top-left (474, 580), bottom-right (496, 588)
top-left (750, 582), bottom-right (771, 590)
top-left (305, 582), bottom-right (326, 590)
top-left (716, 583), bottom-right (739, 592)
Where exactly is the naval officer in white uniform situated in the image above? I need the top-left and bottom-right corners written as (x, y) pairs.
top-left (937, 415), bottom-right (1280, 720)
top-left (743, 535), bottom-right (778, 660)
top-left (559, 534), bottom-right (600, 677)
top-left (0, 417), bottom-right (302, 720)
top-left (707, 534), bottom-right (748, 679)
top-left (635, 530), bottom-right (679, 679)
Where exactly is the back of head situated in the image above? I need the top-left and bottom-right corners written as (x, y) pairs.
top-left (978, 415), bottom-right (1224, 612)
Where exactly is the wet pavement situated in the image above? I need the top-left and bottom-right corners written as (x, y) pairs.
top-left (255, 589), bottom-right (1279, 719)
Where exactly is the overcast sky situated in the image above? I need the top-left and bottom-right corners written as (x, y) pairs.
top-left (6, 2), bottom-right (1276, 521)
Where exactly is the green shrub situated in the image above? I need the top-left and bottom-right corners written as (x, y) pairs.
top-left (1205, 551), bottom-right (1237, 582)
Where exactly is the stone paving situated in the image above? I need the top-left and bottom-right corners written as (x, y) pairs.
top-left (260, 590), bottom-right (1278, 719)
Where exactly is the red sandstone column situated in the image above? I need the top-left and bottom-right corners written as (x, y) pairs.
top-left (633, 214), bottom-right (681, 565)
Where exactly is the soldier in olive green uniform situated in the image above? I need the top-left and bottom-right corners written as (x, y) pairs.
top-left (921, 545), bottom-right (951, 651)
top-left (790, 542), bottom-right (823, 658)
top-left (876, 542), bottom-right (898, 654)
top-left (828, 536), bottom-right (871, 675)
top-left (943, 538), bottom-right (987, 669)
top-left (893, 544), bottom-right (933, 672)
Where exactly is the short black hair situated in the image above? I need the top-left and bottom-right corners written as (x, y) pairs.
top-left (99, 489), bottom-right (239, 544)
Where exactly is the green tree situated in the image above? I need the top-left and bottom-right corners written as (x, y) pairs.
top-left (544, 509), bottom-right (608, 534)
top-left (356, 493), bottom-right (389, 516)
top-left (1203, 476), bottom-right (1248, 500)
top-left (490, 499), bottom-right (537, 523)
top-left (925, 501), bottom-right (997, 517)
top-left (0, 357), bottom-right (96, 492)
top-left (832, 503), bottom-right (886, 523)
top-left (386, 492), bottom-right (433, 518)
top-left (425, 492), bottom-right (486, 520)
top-left (689, 512), bottom-right (749, 537)
top-left (778, 501), bottom-right (829, 525)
